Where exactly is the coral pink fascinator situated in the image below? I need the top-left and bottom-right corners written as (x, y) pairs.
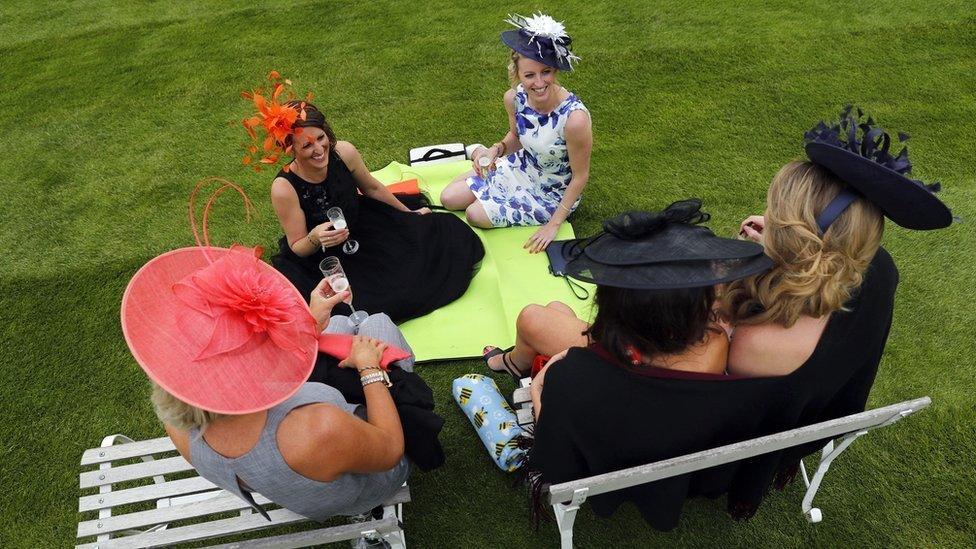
top-left (121, 180), bottom-right (318, 414)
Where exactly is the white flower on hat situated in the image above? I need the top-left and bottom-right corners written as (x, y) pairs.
top-left (505, 12), bottom-right (570, 41)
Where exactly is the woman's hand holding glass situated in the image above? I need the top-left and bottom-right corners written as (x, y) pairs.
top-left (310, 221), bottom-right (349, 250)
top-left (310, 278), bottom-right (351, 332)
top-left (471, 145), bottom-right (500, 178)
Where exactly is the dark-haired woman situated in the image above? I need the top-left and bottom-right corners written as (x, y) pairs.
top-left (528, 111), bottom-right (954, 532)
top-left (269, 102), bottom-right (484, 322)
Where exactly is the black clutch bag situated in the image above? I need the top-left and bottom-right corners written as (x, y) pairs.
top-left (546, 240), bottom-right (589, 300)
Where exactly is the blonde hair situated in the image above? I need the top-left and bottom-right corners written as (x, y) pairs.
top-left (150, 381), bottom-right (225, 431)
top-left (720, 161), bottom-right (883, 327)
top-left (507, 51), bottom-right (561, 88)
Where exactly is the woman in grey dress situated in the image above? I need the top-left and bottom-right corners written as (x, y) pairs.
top-left (120, 244), bottom-right (415, 532)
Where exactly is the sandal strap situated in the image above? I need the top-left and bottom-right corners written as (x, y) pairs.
top-left (501, 352), bottom-right (524, 380)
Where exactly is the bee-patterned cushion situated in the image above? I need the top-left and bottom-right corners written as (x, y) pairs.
top-left (452, 374), bottom-right (527, 472)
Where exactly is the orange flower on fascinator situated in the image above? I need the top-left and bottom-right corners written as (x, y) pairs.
top-left (241, 71), bottom-right (314, 173)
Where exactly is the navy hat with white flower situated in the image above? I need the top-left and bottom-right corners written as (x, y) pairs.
top-left (501, 13), bottom-right (580, 72)
top-left (805, 105), bottom-right (953, 232)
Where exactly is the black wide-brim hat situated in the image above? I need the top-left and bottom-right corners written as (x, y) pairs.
top-left (564, 200), bottom-right (774, 290)
top-left (501, 14), bottom-right (578, 72)
top-left (804, 107), bottom-right (952, 230)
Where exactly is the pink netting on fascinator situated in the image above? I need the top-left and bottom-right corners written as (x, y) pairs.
top-left (121, 179), bottom-right (317, 414)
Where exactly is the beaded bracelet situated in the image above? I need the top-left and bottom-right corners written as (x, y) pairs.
top-left (360, 372), bottom-right (388, 387)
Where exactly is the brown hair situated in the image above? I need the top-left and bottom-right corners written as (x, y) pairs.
top-left (284, 101), bottom-right (337, 150)
top-left (588, 285), bottom-right (717, 370)
top-left (719, 161), bottom-right (884, 327)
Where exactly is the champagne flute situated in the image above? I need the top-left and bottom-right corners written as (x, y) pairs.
top-left (326, 207), bottom-right (359, 255)
top-left (478, 155), bottom-right (492, 181)
top-left (318, 256), bottom-right (369, 326)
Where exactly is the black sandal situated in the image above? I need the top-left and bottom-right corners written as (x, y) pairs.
top-left (482, 345), bottom-right (524, 380)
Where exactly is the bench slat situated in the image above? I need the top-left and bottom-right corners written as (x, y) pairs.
top-left (79, 476), bottom-right (219, 512)
top-left (81, 437), bottom-right (177, 466)
top-left (80, 456), bottom-right (192, 489)
top-left (201, 516), bottom-right (400, 549)
top-left (78, 491), bottom-right (266, 538)
top-left (516, 408), bottom-right (534, 427)
top-left (78, 484), bottom-right (410, 539)
top-left (76, 506), bottom-right (309, 548)
top-left (548, 397), bottom-right (930, 504)
top-left (512, 387), bottom-right (531, 405)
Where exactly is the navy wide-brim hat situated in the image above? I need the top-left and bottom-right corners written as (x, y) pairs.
top-left (804, 106), bottom-right (952, 231)
top-left (564, 200), bottom-right (774, 290)
top-left (501, 13), bottom-right (579, 72)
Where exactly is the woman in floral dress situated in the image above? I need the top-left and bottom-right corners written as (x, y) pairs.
top-left (440, 13), bottom-right (593, 253)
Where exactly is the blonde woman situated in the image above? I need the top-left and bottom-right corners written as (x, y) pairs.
top-left (723, 107), bottom-right (952, 378)
top-left (121, 246), bottom-right (423, 536)
top-left (440, 13), bottom-right (592, 253)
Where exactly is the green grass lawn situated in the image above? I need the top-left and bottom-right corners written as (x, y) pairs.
top-left (2, 1), bottom-right (974, 546)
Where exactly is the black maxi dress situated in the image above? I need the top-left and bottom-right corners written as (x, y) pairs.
top-left (272, 152), bottom-right (484, 322)
top-left (529, 248), bottom-right (899, 531)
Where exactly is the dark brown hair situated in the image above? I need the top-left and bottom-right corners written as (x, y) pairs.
top-left (587, 285), bottom-right (716, 370)
top-left (284, 101), bottom-right (337, 150)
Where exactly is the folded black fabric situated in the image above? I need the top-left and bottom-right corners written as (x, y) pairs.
top-left (309, 355), bottom-right (446, 471)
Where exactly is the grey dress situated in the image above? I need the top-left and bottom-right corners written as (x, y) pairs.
top-left (189, 382), bottom-right (410, 520)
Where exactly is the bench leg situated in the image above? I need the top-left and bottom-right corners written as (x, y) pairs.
top-left (552, 487), bottom-right (588, 549)
top-left (380, 503), bottom-right (406, 549)
top-left (799, 431), bottom-right (866, 523)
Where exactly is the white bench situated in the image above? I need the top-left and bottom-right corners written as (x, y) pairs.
top-left (513, 384), bottom-right (930, 548)
top-left (76, 434), bottom-right (410, 548)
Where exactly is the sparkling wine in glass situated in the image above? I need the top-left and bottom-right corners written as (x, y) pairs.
top-left (327, 207), bottom-right (359, 255)
top-left (478, 156), bottom-right (491, 181)
top-left (318, 256), bottom-right (369, 326)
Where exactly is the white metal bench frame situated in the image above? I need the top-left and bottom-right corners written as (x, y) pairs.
top-left (512, 383), bottom-right (929, 548)
top-left (77, 434), bottom-right (409, 548)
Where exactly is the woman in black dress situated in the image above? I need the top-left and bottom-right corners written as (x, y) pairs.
top-left (269, 103), bottom-right (484, 322)
top-left (529, 107), bottom-right (954, 531)
top-left (724, 106), bottom-right (953, 377)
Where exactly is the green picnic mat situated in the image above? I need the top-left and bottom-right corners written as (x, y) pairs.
top-left (371, 159), bottom-right (594, 362)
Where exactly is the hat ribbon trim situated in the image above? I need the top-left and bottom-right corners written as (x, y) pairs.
top-left (816, 189), bottom-right (859, 235)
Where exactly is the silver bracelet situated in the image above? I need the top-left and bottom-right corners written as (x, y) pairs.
top-left (360, 372), bottom-right (384, 387)
top-left (360, 371), bottom-right (391, 388)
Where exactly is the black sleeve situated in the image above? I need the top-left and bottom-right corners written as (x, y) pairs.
top-left (527, 357), bottom-right (590, 485)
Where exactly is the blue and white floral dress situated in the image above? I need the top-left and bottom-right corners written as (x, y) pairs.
top-left (467, 84), bottom-right (589, 227)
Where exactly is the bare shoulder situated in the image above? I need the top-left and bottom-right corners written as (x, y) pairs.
top-left (276, 403), bottom-right (349, 479)
top-left (566, 109), bottom-right (592, 132)
top-left (503, 88), bottom-right (517, 112)
top-left (164, 423), bottom-right (191, 462)
top-left (334, 140), bottom-right (359, 161)
top-left (728, 316), bottom-right (828, 377)
top-left (271, 176), bottom-right (296, 198)
top-left (279, 402), bottom-right (347, 442)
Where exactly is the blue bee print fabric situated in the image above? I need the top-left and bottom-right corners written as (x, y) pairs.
top-left (452, 374), bottom-right (526, 472)
top-left (467, 84), bottom-right (589, 227)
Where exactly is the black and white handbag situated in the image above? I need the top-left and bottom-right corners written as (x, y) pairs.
top-left (408, 143), bottom-right (467, 165)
